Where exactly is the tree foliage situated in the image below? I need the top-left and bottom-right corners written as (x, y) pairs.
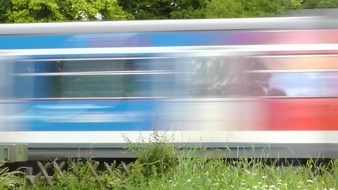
top-left (117, 0), bottom-right (307, 20)
top-left (1, 0), bottom-right (337, 23)
top-left (205, 0), bottom-right (302, 18)
top-left (117, 0), bottom-right (207, 19)
top-left (302, 0), bottom-right (338, 8)
top-left (0, 0), bottom-right (131, 23)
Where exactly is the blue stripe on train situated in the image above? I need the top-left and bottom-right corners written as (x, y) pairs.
top-left (0, 31), bottom-right (239, 49)
top-left (13, 100), bottom-right (158, 131)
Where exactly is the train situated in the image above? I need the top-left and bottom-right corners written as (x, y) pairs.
top-left (0, 17), bottom-right (338, 160)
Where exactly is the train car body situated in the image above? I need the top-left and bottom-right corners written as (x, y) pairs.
top-left (0, 17), bottom-right (338, 159)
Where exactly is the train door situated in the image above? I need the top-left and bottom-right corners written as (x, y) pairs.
top-left (0, 56), bottom-right (38, 131)
top-left (157, 53), bottom-right (268, 131)
top-left (0, 56), bottom-right (15, 130)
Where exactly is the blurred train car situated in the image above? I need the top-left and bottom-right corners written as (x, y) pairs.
top-left (0, 17), bottom-right (338, 160)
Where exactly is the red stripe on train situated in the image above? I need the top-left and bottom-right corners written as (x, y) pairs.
top-left (265, 98), bottom-right (338, 130)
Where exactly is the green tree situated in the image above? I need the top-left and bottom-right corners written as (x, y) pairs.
top-left (117, 0), bottom-right (207, 19)
top-left (117, 0), bottom-right (305, 20)
top-left (205, 0), bottom-right (302, 18)
top-left (0, 0), bottom-right (11, 22)
top-left (302, 0), bottom-right (338, 8)
top-left (0, 0), bottom-right (132, 23)
top-left (170, 0), bottom-right (207, 18)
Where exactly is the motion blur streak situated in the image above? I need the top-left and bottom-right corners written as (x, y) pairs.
top-left (0, 17), bottom-right (338, 158)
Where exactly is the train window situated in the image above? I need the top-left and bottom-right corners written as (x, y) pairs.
top-left (175, 54), bottom-right (338, 98)
top-left (0, 61), bottom-right (12, 98)
top-left (267, 72), bottom-right (338, 97)
top-left (13, 57), bottom-right (176, 99)
top-left (249, 54), bottom-right (338, 97)
top-left (55, 60), bottom-right (128, 97)
top-left (15, 54), bottom-right (338, 99)
top-left (13, 61), bottom-right (51, 98)
top-left (178, 56), bottom-right (268, 97)
top-left (55, 59), bottom-right (175, 98)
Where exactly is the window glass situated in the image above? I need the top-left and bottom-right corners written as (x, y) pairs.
top-left (177, 56), bottom-right (267, 97)
top-left (57, 60), bottom-right (127, 97)
top-left (14, 58), bottom-right (176, 98)
top-left (57, 59), bottom-right (175, 98)
top-left (174, 54), bottom-right (338, 98)
top-left (251, 55), bottom-right (338, 97)
top-left (0, 61), bottom-right (12, 98)
top-left (14, 54), bottom-right (338, 99)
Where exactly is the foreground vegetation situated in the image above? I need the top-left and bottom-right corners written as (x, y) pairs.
top-left (1, 141), bottom-right (337, 189)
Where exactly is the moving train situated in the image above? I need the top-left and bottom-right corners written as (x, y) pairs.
top-left (0, 17), bottom-right (338, 160)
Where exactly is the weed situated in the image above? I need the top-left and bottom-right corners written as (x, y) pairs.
top-left (1, 134), bottom-right (337, 189)
top-left (0, 162), bottom-right (22, 189)
top-left (127, 131), bottom-right (178, 178)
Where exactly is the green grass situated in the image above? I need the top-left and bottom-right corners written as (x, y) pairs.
top-left (0, 163), bottom-right (23, 189)
top-left (0, 137), bottom-right (337, 190)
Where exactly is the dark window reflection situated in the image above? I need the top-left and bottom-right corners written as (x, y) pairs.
top-left (181, 56), bottom-right (282, 97)
top-left (13, 56), bottom-right (338, 99)
top-left (14, 58), bottom-right (176, 98)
